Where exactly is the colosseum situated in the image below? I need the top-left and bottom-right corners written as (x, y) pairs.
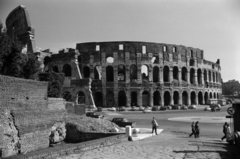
top-left (50, 41), bottom-right (222, 108)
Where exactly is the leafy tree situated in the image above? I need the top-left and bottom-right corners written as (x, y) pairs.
top-left (0, 21), bottom-right (41, 79)
top-left (222, 80), bottom-right (240, 96)
top-left (38, 71), bottom-right (65, 98)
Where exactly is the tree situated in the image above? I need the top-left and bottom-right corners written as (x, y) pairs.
top-left (0, 21), bottom-right (41, 79)
top-left (38, 71), bottom-right (65, 98)
top-left (222, 80), bottom-right (240, 96)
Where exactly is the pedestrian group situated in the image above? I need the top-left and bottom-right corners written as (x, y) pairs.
top-left (189, 121), bottom-right (200, 138)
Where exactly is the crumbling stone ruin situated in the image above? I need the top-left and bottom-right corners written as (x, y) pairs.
top-left (48, 42), bottom-right (222, 107)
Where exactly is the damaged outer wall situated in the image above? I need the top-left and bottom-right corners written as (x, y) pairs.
top-left (51, 41), bottom-right (222, 107)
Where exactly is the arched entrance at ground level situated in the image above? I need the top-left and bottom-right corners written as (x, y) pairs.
top-left (118, 91), bottom-right (126, 107)
top-left (210, 92), bottom-right (213, 99)
top-left (198, 92), bottom-right (203, 105)
top-left (214, 92), bottom-right (216, 99)
top-left (204, 92), bottom-right (208, 104)
top-left (94, 92), bottom-right (103, 107)
top-left (153, 91), bottom-right (160, 106)
top-left (182, 91), bottom-right (188, 106)
top-left (142, 91), bottom-right (149, 106)
top-left (164, 91), bottom-right (171, 106)
top-left (77, 91), bottom-right (85, 104)
top-left (217, 93), bottom-right (219, 99)
top-left (106, 91), bottom-right (114, 107)
top-left (191, 92), bottom-right (196, 105)
top-left (173, 91), bottom-right (179, 105)
top-left (131, 92), bottom-right (137, 106)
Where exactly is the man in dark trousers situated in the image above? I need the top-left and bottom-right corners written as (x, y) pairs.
top-left (151, 117), bottom-right (158, 135)
top-left (195, 121), bottom-right (200, 138)
top-left (221, 122), bottom-right (228, 141)
top-left (189, 122), bottom-right (196, 137)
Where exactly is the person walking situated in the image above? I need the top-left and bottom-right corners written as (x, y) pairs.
top-left (195, 121), bottom-right (200, 138)
top-left (221, 122), bottom-right (228, 141)
top-left (226, 124), bottom-right (232, 142)
top-left (151, 117), bottom-right (158, 135)
top-left (189, 122), bottom-right (195, 137)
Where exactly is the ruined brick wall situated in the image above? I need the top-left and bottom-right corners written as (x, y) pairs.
top-left (0, 75), bottom-right (67, 158)
top-left (0, 75), bottom-right (48, 110)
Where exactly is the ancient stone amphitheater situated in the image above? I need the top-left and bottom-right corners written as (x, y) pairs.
top-left (51, 41), bottom-right (222, 108)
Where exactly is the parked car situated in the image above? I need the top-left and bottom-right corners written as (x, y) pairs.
top-left (188, 105), bottom-right (197, 109)
top-left (143, 107), bottom-right (152, 113)
top-left (181, 106), bottom-right (188, 110)
top-left (204, 107), bottom-right (211, 111)
top-left (108, 107), bottom-right (116, 111)
top-left (172, 105), bottom-right (180, 110)
top-left (111, 118), bottom-right (136, 128)
top-left (119, 106), bottom-right (126, 111)
top-left (159, 106), bottom-right (167, 111)
top-left (86, 112), bottom-right (104, 119)
top-left (210, 104), bottom-right (221, 111)
top-left (138, 106), bottom-right (144, 111)
top-left (131, 106), bottom-right (138, 111)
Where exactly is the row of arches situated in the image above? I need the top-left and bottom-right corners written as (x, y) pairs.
top-left (63, 90), bottom-right (220, 107)
top-left (57, 64), bottom-right (221, 85)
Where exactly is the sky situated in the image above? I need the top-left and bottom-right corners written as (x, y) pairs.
top-left (0, 0), bottom-right (240, 82)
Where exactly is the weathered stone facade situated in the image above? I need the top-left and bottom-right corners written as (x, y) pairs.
top-left (50, 41), bottom-right (222, 107)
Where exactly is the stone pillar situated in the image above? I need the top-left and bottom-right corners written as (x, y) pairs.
top-left (137, 65), bottom-right (142, 82)
top-left (178, 69), bottom-right (182, 84)
top-left (188, 92), bottom-right (191, 106)
top-left (102, 88), bottom-right (106, 107)
top-left (150, 89), bottom-right (153, 107)
top-left (137, 89), bottom-right (142, 107)
top-left (187, 69), bottom-right (190, 84)
top-left (160, 90), bottom-right (164, 106)
top-left (169, 67), bottom-right (173, 83)
top-left (114, 90), bottom-right (118, 107)
top-left (202, 94), bottom-right (205, 105)
top-left (159, 67), bottom-right (163, 84)
top-left (170, 91), bottom-right (174, 105)
top-left (126, 89), bottom-right (130, 107)
top-left (179, 91), bottom-right (182, 105)
top-left (194, 71), bottom-right (198, 86)
top-left (195, 92), bottom-right (198, 105)
top-left (201, 71), bottom-right (204, 86)
top-left (90, 67), bottom-right (94, 79)
top-left (148, 66), bottom-right (153, 82)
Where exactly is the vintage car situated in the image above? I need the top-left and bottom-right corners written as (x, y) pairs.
top-left (204, 107), bottom-right (211, 111)
top-left (86, 112), bottom-right (104, 119)
top-left (188, 105), bottom-right (197, 109)
top-left (143, 107), bottom-right (152, 113)
top-left (210, 104), bottom-right (221, 111)
top-left (111, 118), bottom-right (136, 128)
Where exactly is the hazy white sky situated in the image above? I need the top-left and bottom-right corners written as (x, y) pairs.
top-left (0, 0), bottom-right (240, 82)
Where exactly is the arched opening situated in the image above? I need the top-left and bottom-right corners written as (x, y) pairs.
top-left (182, 67), bottom-right (187, 81)
top-left (163, 66), bottom-right (170, 82)
top-left (204, 92), bottom-right (208, 104)
top-left (182, 91), bottom-right (188, 105)
top-left (216, 73), bottom-right (218, 83)
top-left (197, 69), bottom-right (202, 84)
top-left (52, 66), bottom-right (59, 73)
top-left (191, 91), bottom-right (196, 105)
top-left (106, 66), bottom-right (114, 81)
top-left (106, 91), bottom-right (114, 107)
top-left (173, 66), bottom-right (179, 80)
top-left (94, 65), bottom-right (101, 80)
top-left (118, 65), bottom-right (125, 81)
top-left (204, 70), bottom-right (207, 84)
top-left (173, 91), bottom-right (179, 105)
top-left (63, 64), bottom-right (72, 77)
top-left (95, 92), bottom-right (103, 107)
top-left (153, 66), bottom-right (159, 82)
top-left (190, 68), bottom-right (195, 84)
top-left (106, 57), bottom-right (114, 63)
top-left (208, 71), bottom-right (212, 82)
top-left (142, 91), bottom-right (149, 106)
top-left (130, 65), bottom-right (137, 80)
top-left (63, 91), bottom-right (71, 101)
top-left (210, 92), bottom-right (213, 99)
top-left (198, 92), bottom-right (203, 105)
top-left (214, 92), bottom-right (216, 99)
top-left (189, 59), bottom-right (195, 66)
top-left (141, 65), bottom-right (149, 81)
top-left (164, 91), bottom-right (171, 106)
top-left (78, 56), bottom-right (83, 73)
top-left (83, 66), bottom-right (90, 78)
top-left (217, 93), bottom-right (219, 99)
top-left (153, 91), bottom-right (160, 106)
top-left (118, 90), bottom-right (126, 107)
top-left (131, 92), bottom-right (137, 106)
top-left (77, 91), bottom-right (85, 104)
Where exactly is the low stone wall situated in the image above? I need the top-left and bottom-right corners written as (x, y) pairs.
top-left (48, 98), bottom-right (66, 110)
top-left (5, 134), bottom-right (127, 159)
